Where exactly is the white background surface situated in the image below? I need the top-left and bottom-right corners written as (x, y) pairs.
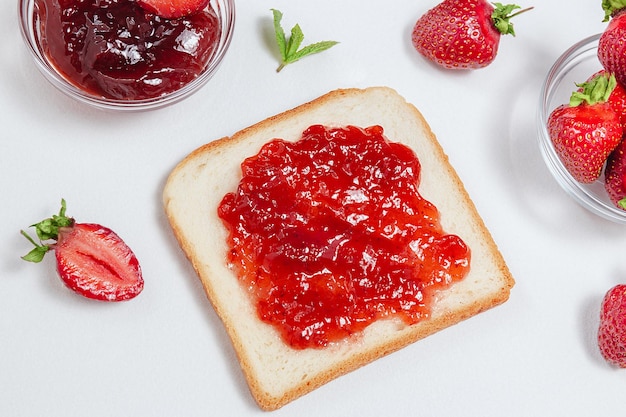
top-left (1, 1), bottom-right (624, 416)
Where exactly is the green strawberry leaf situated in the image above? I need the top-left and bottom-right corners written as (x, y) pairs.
top-left (602, 0), bottom-right (626, 21)
top-left (21, 199), bottom-right (74, 263)
top-left (570, 73), bottom-right (617, 106)
top-left (20, 234), bottom-right (50, 263)
top-left (271, 9), bottom-right (338, 72)
top-left (491, 3), bottom-right (534, 36)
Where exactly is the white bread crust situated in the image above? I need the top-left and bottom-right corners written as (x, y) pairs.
top-left (163, 87), bottom-right (514, 411)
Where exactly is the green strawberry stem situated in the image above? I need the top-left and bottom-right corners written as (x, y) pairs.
top-left (491, 3), bottom-right (534, 36)
top-left (603, 0), bottom-right (626, 21)
top-left (21, 199), bottom-right (74, 263)
top-left (570, 72), bottom-right (617, 106)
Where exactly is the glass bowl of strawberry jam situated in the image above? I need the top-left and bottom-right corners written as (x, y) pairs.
top-left (537, 33), bottom-right (626, 224)
top-left (18, 0), bottom-right (235, 111)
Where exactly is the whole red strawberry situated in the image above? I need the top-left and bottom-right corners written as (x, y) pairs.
top-left (598, 1), bottom-right (626, 87)
top-left (137, 0), bottom-right (209, 19)
top-left (605, 138), bottom-right (626, 210)
top-left (21, 200), bottom-right (144, 301)
top-left (411, 0), bottom-right (533, 70)
top-left (547, 79), bottom-right (623, 183)
top-left (598, 284), bottom-right (626, 368)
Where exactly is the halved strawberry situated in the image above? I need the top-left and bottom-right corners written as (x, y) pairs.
top-left (137, 0), bottom-right (209, 19)
top-left (21, 200), bottom-right (143, 301)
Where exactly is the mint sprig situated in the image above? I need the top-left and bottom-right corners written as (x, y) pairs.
top-left (271, 9), bottom-right (338, 72)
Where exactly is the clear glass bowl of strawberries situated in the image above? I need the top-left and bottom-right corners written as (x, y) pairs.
top-left (538, 33), bottom-right (626, 224)
top-left (18, 0), bottom-right (235, 111)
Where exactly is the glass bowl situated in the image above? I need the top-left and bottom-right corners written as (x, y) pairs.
top-left (537, 33), bottom-right (626, 224)
top-left (18, 0), bottom-right (235, 111)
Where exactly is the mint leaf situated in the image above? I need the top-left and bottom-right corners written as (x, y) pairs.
top-left (286, 24), bottom-right (305, 58)
top-left (287, 40), bottom-right (339, 64)
top-left (271, 9), bottom-right (287, 60)
top-left (270, 9), bottom-right (338, 72)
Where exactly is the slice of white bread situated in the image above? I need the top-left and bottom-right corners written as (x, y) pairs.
top-left (162, 87), bottom-right (514, 411)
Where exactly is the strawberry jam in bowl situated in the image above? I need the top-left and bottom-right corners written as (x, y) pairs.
top-left (18, 0), bottom-right (235, 111)
top-left (538, 34), bottom-right (626, 224)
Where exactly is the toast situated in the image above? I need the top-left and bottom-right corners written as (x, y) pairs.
top-left (162, 87), bottom-right (514, 410)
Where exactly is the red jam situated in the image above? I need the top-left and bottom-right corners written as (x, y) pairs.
top-left (36, 0), bottom-right (221, 100)
top-left (218, 125), bottom-right (471, 349)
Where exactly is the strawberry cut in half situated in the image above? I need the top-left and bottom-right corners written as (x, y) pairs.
top-left (137, 0), bottom-right (209, 19)
top-left (21, 199), bottom-right (144, 302)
